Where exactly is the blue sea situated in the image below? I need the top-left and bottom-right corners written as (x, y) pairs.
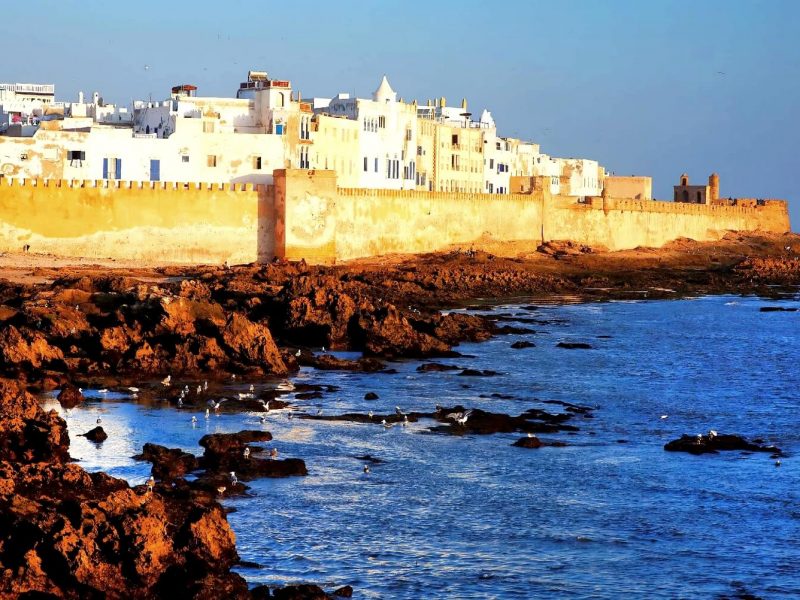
top-left (47, 294), bottom-right (800, 599)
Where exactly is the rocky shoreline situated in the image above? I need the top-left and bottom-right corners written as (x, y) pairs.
top-left (0, 232), bottom-right (798, 598)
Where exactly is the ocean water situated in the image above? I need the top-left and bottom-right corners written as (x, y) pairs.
top-left (48, 294), bottom-right (800, 599)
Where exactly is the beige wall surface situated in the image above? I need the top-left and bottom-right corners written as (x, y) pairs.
top-left (0, 170), bottom-right (790, 265)
top-left (0, 178), bottom-right (266, 264)
top-left (274, 170), bottom-right (790, 263)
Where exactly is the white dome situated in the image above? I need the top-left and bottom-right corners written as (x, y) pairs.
top-left (373, 75), bottom-right (397, 103)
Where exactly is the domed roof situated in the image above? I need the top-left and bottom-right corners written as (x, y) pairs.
top-left (373, 75), bottom-right (397, 103)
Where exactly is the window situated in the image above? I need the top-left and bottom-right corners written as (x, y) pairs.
top-left (363, 157), bottom-right (368, 172)
top-left (378, 116), bottom-right (386, 128)
top-left (253, 156), bottom-right (262, 170)
top-left (203, 121), bottom-right (215, 133)
top-left (417, 145), bottom-right (423, 156)
top-left (489, 158), bottom-right (494, 169)
top-left (374, 158), bottom-right (379, 172)
top-left (67, 150), bottom-right (86, 162)
top-left (207, 155), bottom-right (217, 167)
top-left (406, 128), bottom-right (412, 141)
top-left (181, 155), bottom-right (190, 163)
top-left (452, 134), bottom-right (459, 146)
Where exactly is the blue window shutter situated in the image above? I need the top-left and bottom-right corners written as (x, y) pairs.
top-left (102, 158), bottom-right (108, 179)
top-left (115, 159), bottom-right (122, 180)
top-left (150, 159), bottom-right (160, 181)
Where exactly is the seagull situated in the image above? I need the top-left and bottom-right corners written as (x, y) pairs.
top-left (96, 416), bottom-right (102, 424)
top-left (217, 486), bottom-right (226, 496)
top-left (203, 380), bottom-right (208, 391)
top-left (775, 460), bottom-right (782, 467)
top-left (238, 392), bottom-right (254, 399)
top-left (295, 349), bottom-right (301, 357)
top-left (321, 346), bottom-right (326, 353)
top-left (146, 476), bottom-right (155, 493)
top-left (260, 400), bottom-right (270, 412)
top-left (269, 448), bottom-right (278, 459)
top-left (230, 471), bottom-right (237, 485)
top-left (435, 404), bottom-right (443, 413)
top-left (708, 430), bottom-right (718, 438)
top-left (128, 387), bottom-right (140, 393)
top-left (161, 375), bottom-right (171, 387)
top-left (395, 406), bottom-right (404, 416)
top-left (446, 409), bottom-right (473, 426)
top-left (368, 411), bottom-right (374, 419)
top-left (205, 408), bottom-right (210, 420)
top-left (259, 415), bottom-right (267, 424)
top-left (231, 374), bottom-right (237, 381)
top-left (243, 447), bottom-right (250, 459)
top-left (98, 389), bottom-right (109, 394)
top-left (287, 413), bottom-right (293, 420)
top-left (78, 388), bottom-right (83, 394)
top-left (660, 415), bottom-right (668, 420)
top-left (317, 409), bottom-right (323, 415)
top-left (177, 398), bottom-right (183, 408)
top-left (196, 385), bottom-right (202, 395)
top-left (402, 415), bottom-right (409, 427)
top-left (527, 432), bottom-right (538, 439)
top-left (381, 419), bottom-right (393, 429)
top-left (249, 384), bottom-right (255, 392)
top-left (183, 385), bottom-right (189, 394)
top-left (363, 465), bottom-right (370, 474)
top-left (191, 416), bottom-right (197, 426)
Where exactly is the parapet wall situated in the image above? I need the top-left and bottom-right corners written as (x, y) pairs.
top-left (0, 177), bottom-right (271, 264)
top-left (274, 170), bottom-right (790, 263)
top-left (0, 171), bottom-right (790, 265)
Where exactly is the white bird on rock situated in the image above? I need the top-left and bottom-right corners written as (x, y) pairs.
top-left (128, 387), bottom-right (140, 393)
top-left (295, 349), bottom-right (301, 357)
top-left (381, 419), bottom-right (393, 429)
top-left (230, 471), bottom-right (238, 485)
top-left (363, 465), bottom-right (370, 474)
top-left (191, 416), bottom-right (197, 426)
top-left (196, 385), bottom-right (202, 395)
top-left (446, 409), bottom-right (473, 426)
top-left (203, 380), bottom-right (208, 391)
top-left (243, 447), bottom-right (250, 459)
top-left (161, 375), bottom-right (171, 387)
top-left (98, 389), bottom-right (109, 394)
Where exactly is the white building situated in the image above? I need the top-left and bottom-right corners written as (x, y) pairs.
top-left (0, 70), bottom-right (606, 197)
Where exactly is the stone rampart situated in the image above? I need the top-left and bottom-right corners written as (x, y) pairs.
top-left (0, 170), bottom-right (790, 264)
top-left (274, 170), bottom-right (790, 263)
top-left (0, 177), bottom-right (272, 264)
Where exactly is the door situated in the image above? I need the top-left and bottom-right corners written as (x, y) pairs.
top-left (150, 159), bottom-right (160, 182)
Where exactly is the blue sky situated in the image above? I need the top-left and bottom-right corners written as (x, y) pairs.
top-left (4, 0), bottom-right (799, 227)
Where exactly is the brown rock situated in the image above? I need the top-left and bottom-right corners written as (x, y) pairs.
top-left (57, 384), bottom-right (85, 409)
top-left (80, 426), bottom-right (108, 443)
top-left (219, 313), bottom-right (288, 375)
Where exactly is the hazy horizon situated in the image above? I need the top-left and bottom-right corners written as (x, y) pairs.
top-left (3, 0), bottom-right (798, 228)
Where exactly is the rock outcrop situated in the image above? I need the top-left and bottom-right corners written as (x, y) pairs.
top-left (0, 378), bottom-right (252, 599)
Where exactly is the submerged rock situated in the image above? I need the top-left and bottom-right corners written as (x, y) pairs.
top-left (664, 433), bottom-right (783, 456)
top-left (556, 342), bottom-right (593, 349)
top-left (510, 340), bottom-right (535, 349)
top-left (80, 425), bottom-right (108, 443)
top-left (512, 436), bottom-right (543, 449)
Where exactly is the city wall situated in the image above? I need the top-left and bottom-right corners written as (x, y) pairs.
top-left (274, 170), bottom-right (790, 263)
top-left (0, 170), bottom-right (790, 264)
top-left (0, 178), bottom-right (272, 264)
